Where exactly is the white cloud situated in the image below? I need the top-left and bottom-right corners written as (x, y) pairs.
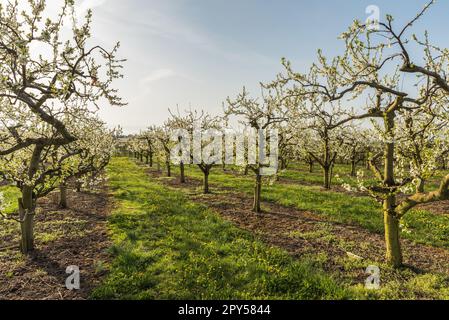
top-left (130, 68), bottom-right (180, 105)
top-left (141, 69), bottom-right (177, 85)
top-left (101, 5), bottom-right (274, 66)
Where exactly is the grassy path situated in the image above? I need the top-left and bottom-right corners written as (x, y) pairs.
top-left (92, 157), bottom-right (356, 300)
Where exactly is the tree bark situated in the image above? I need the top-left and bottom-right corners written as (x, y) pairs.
top-left (308, 161), bottom-right (314, 173)
top-left (180, 162), bottom-right (186, 183)
top-left (280, 158), bottom-right (287, 170)
top-left (203, 170), bottom-right (210, 194)
top-left (166, 161), bottom-right (171, 177)
top-left (253, 173), bottom-right (262, 213)
top-left (384, 199), bottom-right (403, 268)
top-left (323, 166), bottom-right (331, 189)
top-left (383, 109), bottom-right (403, 267)
top-left (330, 163), bottom-right (334, 186)
top-left (350, 160), bottom-right (357, 177)
top-left (59, 183), bottom-right (68, 209)
top-left (19, 145), bottom-right (43, 254)
top-left (19, 192), bottom-right (35, 254)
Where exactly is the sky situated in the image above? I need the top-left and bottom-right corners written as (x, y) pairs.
top-left (42, 0), bottom-right (449, 133)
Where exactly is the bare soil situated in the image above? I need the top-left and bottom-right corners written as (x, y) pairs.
top-left (0, 186), bottom-right (112, 300)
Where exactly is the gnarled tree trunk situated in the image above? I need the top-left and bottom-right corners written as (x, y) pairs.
top-left (350, 160), bottom-right (357, 177)
top-left (166, 161), bottom-right (171, 177)
top-left (149, 152), bottom-right (153, 167)
top-left (384, 198), bottom-right (402, 268)
top-left (180, 162), bottom-right (186, 183)
top-left (323, 166), bottom-right (331, 189)
top-left (19, 145), bottom-right (44, 254)
top-left (204, 171), bottom-right (210, 194)
top-left (19, 189), bottom-right (35, 254)
top-left (253, 172), bottom-right (262, 213)
top-left (59, 182), bottom-right (68, 208)
top-left (76, 181), bottom-right (82, 193)
top-left (383, 110), bottom-right (403, 267)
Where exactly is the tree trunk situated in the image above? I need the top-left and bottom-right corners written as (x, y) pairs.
top-left (383, 109), bottom-right (403, 268)
top-left (145, 154), bottom-right (149, 165)
top-left (244, 165), bottom-right (249, 176)
top-left (323, 166), bottom-right (331, 189)
top-left (280, 158), bottom-right (286, 170)
top-left (19, 187), bottom-right (35, 254)
top-left (330, 163), bottom-right (334, 186)
top-left (351, 160), bottom-right (357, 177)
top-left (59, 183), bottom-right (68, 209)
top-left (166, 161), bottom-right (171, 177)
top-left (308, 162), bottom-right (314, 173)
top-left (76, 182), bottom-right (82, 193)
top-left (149, 153), bottom-right (153, 167)
top-left (203, 170), bottom-right (210, 194)
top-left (20, 145), bottom-right (43, 254)
top-left (180, 162), bottom-right (186, 183)
top-left (253, 173), bottom-right (262, 213)
top-left (384, 197), bottom-right (402, 268)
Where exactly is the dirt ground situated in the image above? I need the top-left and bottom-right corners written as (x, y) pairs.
top-left (148, 167), bottom-right (449, 284)
top-left (0, 186), bottom-right (112, 300)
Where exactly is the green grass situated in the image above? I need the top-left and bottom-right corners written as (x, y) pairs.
top-left (0, 185), bottom-right (89, 250)
top-left (168, 164), bottom-right (449, 249)
top-left (94, 158), bottom-right (449, 300)
top-left (0, 185), bottom-right (21, 247)
top-left (92, 157), bottom-right (356, 300)
top-left (0, 185), bottom-right (20, 214)
top-left (279, 163), bottom-right (447, 191)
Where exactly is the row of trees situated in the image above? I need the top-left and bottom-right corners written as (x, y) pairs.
top-left (0, 1), bottom-right (123, 253)
top-left (127, 1), bottom-right (449, 268)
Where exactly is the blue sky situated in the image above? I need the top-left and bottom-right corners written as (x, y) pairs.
top-left (59, 0), bottom-right (449, 133)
